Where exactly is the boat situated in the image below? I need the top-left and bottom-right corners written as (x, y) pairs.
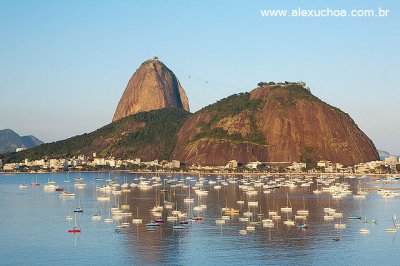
top-left (132, 207), bottom-right (143, 224)
top-left (96, 196), bottom-right (110, 201)
top-left (215, 219), bottom-right (225, 225)
top-left (335, 223), bottom-right (346, 229)
top-left (224, 208), bottom-right (240, 215)
top-left (239, 229), bottom-right (247, 235)
top-left (121, 222), bottom-right (130, 227)
top-left (335, 217), bottom-right (346, 229)
top-left (280, 193), bottom-right (293, 213)
top-left (146, 221), bottom-right (161, 227)
top-left (348, 215), bottom-right (362, 220)
top-left (74, 200), bottom-right (84, 213)
top-left (74, 208), bottom-right (84, 213)
top-left (92, 214), bottom-right (101, 221)
top-left (155, 218), bottom-right (165, 224)
top-left (359, 217), bottom-right (370, 234)
top-left (243, 211), bottom-right (253, 217)
top-left (68, 213), bottom-right (81, 233)
top-left (392, 214), bottom-right (400, 228)
top-left (297, 223), bottom-right (309, 229)
top-left (74, 182), bottom-right (87, 189)
top-left (19, 177), bottom-right (28, 188)
top-left (246, 226), bottom-right (256, 231)
top-left (262, 220), bottom-right (274, 228)
top-left (44, 179), bottom-right (58, 190)
top-left (31, 175), bottom-right (40, 186)
top-left (173, 225), bottom-right (185, 230)
top-left (359, 228), bottom-right (370, 234)
top-left (59, 191), bottom-right (75, 197)
top-left (104, 218), bottom-right (114, 223)
top-left (296, 197), bottom-right (309, 216)
top-left (184, 185), bottom-right (195, 203)
top-left (92, 207), bottom-right (102, 221)
top-left (284, 219), bottom-right (296, 226)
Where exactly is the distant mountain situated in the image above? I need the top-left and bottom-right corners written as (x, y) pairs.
top-left (1, 108), bottom-right (190, 162)
top-left (378, 150), bottom-right (391, 159)
top-left (0, 129), bottom-right (44, 154)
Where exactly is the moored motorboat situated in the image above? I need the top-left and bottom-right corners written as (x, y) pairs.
top-left (348, 215), bottom-right (362, 220)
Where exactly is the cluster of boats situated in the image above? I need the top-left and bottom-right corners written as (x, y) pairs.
top-left (17, 172), bottom-right (400, 236)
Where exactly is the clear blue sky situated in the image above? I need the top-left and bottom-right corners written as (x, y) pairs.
top-left (0, 0), bottom-right (399, 153)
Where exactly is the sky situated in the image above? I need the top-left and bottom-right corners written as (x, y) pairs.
top-left (0, 0), bottom-right (399, 153)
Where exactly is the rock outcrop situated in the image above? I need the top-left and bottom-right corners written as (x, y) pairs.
top-left (113, 58), bottom-right (189, 122)
top-left (172, 83), bottom-right (379, 166)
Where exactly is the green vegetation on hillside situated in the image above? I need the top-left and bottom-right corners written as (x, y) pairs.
top-left (300, 147), bottom-right (317, 169)
top-left (270, 84), bottom-right (319, 109)
top-left (202, 93), bottom-right (262, 123)
top-left (1, 108), bottom-right (191, 163)
top-left (264, 83), bottom-right (350, 119)
top-left (114, 108), bottom-right (191, 159)
top-left (192, 93), bottom-right (266, 145)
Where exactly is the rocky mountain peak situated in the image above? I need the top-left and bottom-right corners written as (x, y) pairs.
top-left (112, 58), bottom-right (190, 122)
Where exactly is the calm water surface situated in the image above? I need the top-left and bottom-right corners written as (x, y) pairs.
top-left (0, 172), bottom-right (399, 265)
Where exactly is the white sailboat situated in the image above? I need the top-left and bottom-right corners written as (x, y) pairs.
top-left (132, 207), bottom-right (143, 224)
top-left (19, 177), bottom-right (28, 188)
top-left (104, 208), bottom-right (114, 223)
top-left (359, 217), bottom-right (370, 234)
top-left (91, 207), bottom-right (102, 221)
top-left (393, 214), bottom-right (400, 228)
top-left (280, 193), bottom-right (293, 213)
top-left (296, 197), bottom-right (309, 216)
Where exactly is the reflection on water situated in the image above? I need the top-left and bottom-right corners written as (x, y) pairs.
top-left (0, 172), bottom-right (399, 265)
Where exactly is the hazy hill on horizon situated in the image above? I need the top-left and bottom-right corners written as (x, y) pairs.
top-left (0, 129), bottom-right (43, 154)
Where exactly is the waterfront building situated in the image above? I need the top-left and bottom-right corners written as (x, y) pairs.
top-left (93, 158), bottom-right (106, 166)
top-left (246, 161), bottom-right (262, 169)
top-left (384, 156), bottom-right (398, 165)
top-left (226, 160), bottom-right (238, 169)
top-left (288, 162), bottom-right (306, 172)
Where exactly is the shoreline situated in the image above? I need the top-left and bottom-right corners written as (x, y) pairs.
top-left (0, 170), bottom-right (394, 177)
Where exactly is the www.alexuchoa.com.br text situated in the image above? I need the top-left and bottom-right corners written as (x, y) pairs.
top-left (260, 7), bottom-right (390, 18)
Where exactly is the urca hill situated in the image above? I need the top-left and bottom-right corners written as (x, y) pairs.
top-left (1, 60), bottom-right (379, 166)
top-left (173, 82), bottom-right (378, 166)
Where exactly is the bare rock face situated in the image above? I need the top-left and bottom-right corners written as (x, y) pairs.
top-left (172, 83), bottom-right (379, 166)
top-left (113, 58), bottom-right (190, 122)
